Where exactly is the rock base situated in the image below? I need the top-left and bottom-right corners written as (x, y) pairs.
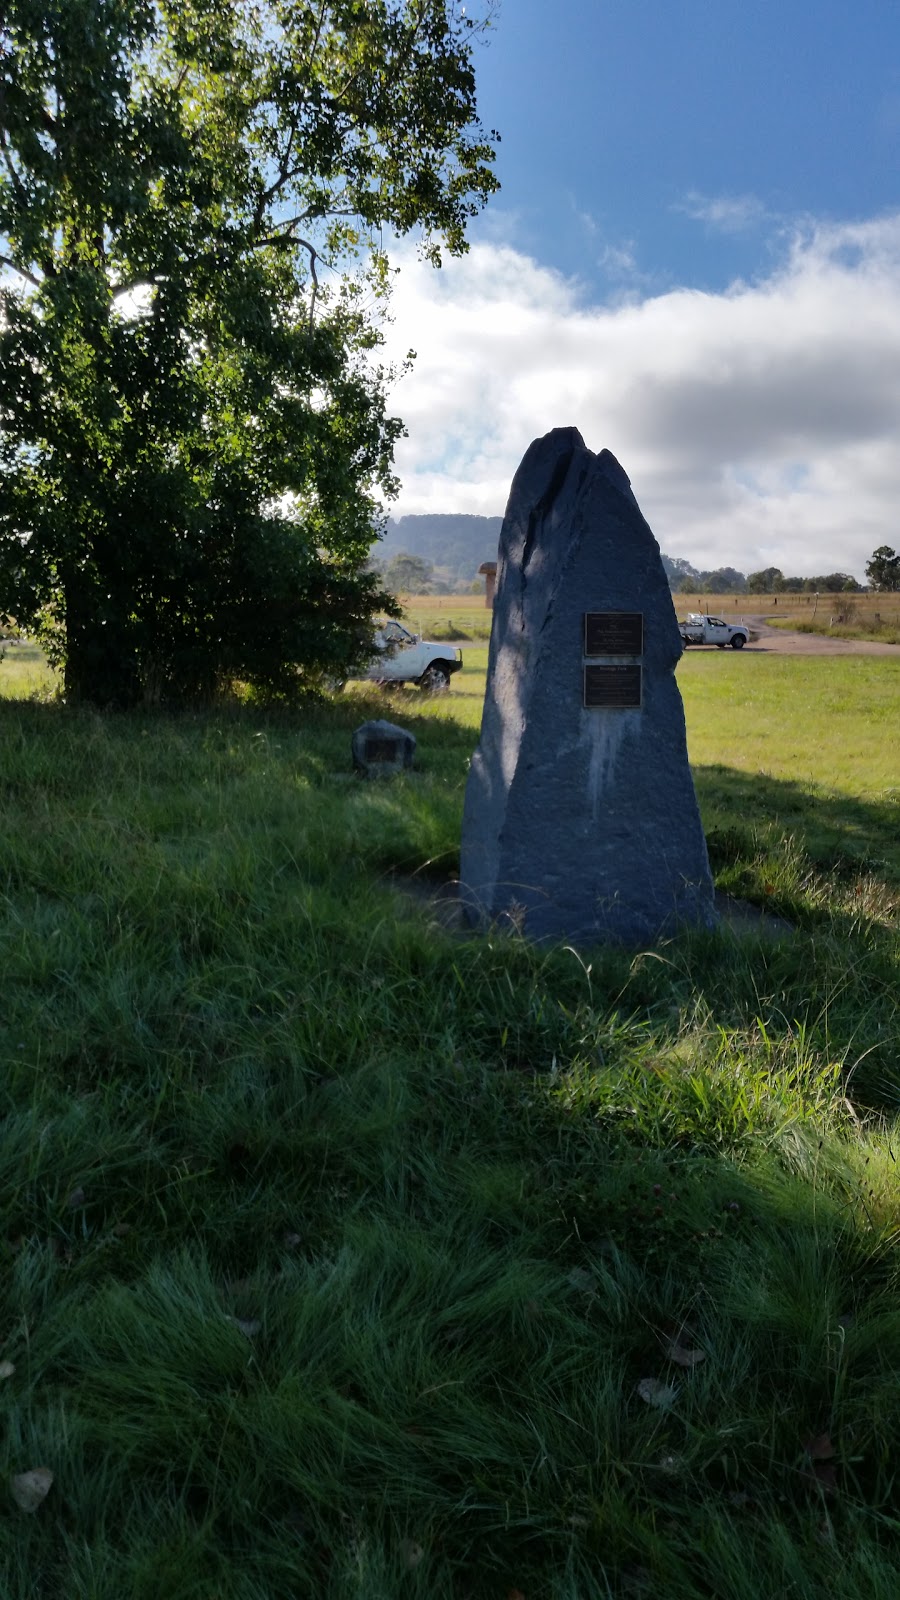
top-left (460, 428), bottom-right (717, 946)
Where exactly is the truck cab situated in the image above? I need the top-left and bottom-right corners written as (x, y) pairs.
top-left (679, 613), bottom-right (752, 649)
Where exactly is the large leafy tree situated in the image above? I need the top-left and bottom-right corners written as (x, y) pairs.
top-left (865, 545), bottom-right (900, 592)
top-left (381, 550), bottom-right (434, 594)
top-left (0, 0), bottom-right (498, 703)
top-left (747, 567), bottom-right (785, 594)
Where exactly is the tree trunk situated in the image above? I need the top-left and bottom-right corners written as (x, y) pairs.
top-left (62, 568), bottom-right (141, 707)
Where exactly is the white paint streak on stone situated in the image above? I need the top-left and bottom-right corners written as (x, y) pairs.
top-left (584, 709), bottom-right (641, 822)
top-left (494, 638), bottom-right (528, 787)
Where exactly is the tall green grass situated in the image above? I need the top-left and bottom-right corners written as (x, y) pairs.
top-left (0, 663), bottom-right (898, 1597)
top-left (0, 642), bottom-right (56, 700)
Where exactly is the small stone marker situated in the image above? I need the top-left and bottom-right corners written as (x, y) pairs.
top-left (352, 719), bottom-right (415, 778)
top-left (459, 427), bottom-right (717, 945)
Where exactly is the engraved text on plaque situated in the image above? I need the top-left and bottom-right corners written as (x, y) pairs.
top-left (584, 611), bottom-right (644, 656)
top-left (583, 664), bottom-right (643, 709)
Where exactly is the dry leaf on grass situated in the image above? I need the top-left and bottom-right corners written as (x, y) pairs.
top-left (636, 1378), bottom-right (678, 1408)
top-left (666, 1342), bottom-right (706, 1369)
top-left (400, 1538), bottom-right (424, 1569)
top-left (803, 1432), bottom-right (835, 1461)
top-left (801, 1435), bottom-right (838, 1494)
top-left (567, 1267), bottom-right (596, 1293)
top-left (226, 1316), bottom-right (261, 1338)
top-left (0, 1360), bottom-right (15, 1380)
top-left (11, 1467), bottom-right (53, 1513)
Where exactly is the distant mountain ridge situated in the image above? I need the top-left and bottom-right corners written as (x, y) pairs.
top-left (379, 514), bottom-right (503, 586)
top-left (377, 513), bottom-right (858, 596)
top-left (377, 513), bottom-right (727, 594)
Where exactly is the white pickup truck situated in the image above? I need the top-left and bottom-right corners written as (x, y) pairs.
top-left (678, 613), bottom-right (755, 650)
top-left (361, 620), bottom-right (463, 691)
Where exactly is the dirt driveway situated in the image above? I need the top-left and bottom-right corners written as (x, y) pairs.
top-left (735, 617), bottom-right (900, 657)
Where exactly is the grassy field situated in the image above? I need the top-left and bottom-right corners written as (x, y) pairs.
top-left (370, 647), bottom-right (900, 873)
top-left (661, 592), bottom-right (900, 647)
top-left (403, 592), bottom-right (900, 646)
top-left (1, 647), bottom-right (899, 1598)
top-left (0, 642), bottom-right (57, 700)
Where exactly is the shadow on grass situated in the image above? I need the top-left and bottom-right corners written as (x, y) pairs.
top-left (5, 1001), bottom-right (897, 1599)
top-left (0, 697), bottom-right (895, 1113)
top-left (1, 700), bottom-right (899, 1594)
top-left (695, 763), bottom-right (900, 885)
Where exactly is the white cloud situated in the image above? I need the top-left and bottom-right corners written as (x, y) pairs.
top-left (597, 240), bottom-right (639, 278)
top-left (677, 190), bottom-right (773, 234)
top-left (570, 198), bottom-right (599, 238)
top-left (379, 216), bottom-right (900, 579)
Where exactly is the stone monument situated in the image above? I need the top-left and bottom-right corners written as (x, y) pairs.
top-left (352, 719), bottom-right (416, 778)
top-left (459, 427), bottom-right (717, 946)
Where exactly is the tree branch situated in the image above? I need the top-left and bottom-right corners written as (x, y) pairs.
top-left (300, 238), bottom-right (319, 331)
top-left (255, 203), bottom-right (361, 243)
top-left (304, 0), bottom-right (329, 81)
top-left (332, 65), bottom-right (365, 106)
top-left (252, 230), bottom-right (320, 329)
top-left (0, 128), bottom-right (28, 212)
top-left (254, 149), bottom-right (304, 225)
top-left (250, 2), bottom-right (329, 230)
top-left (0, 254), bottom-right (42, 290)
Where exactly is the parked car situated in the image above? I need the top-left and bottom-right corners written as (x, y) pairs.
top-left (355, 620), bottom-right (463, 691)
top-left (678, 613), bottom-right (755, 649)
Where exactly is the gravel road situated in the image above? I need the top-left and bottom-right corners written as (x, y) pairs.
top-left (719, 616), bottom-right (900, 657)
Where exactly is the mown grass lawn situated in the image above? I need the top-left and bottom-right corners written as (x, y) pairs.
top-left (0, 653), bottom-right (898, 1598)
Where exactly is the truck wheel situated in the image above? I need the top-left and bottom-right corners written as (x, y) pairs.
top-left (420, 662), bottom-right (451, 692)
top-left (730, 634), bottom-right (746, 649)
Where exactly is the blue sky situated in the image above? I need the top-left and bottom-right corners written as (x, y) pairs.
top-left (471, 0), bottom-right (900, 295)
top-left (384, 0), bottom-right (900, 579)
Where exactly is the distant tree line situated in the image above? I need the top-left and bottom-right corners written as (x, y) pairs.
top-left (664, 558), bottom-right (862, 596)
top-left (375, 514), bottom-right (504, 591)
top-left (746, 568), bottom-right (861, 594)
top-left (369, 550), bottom-right (482, 596)
top-left (662, 558), bottom-right (749, 594)
top-left (373, 535), bottom-right (899, 600)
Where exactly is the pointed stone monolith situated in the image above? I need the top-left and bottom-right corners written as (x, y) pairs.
top-left (459, 428), bottom-right (717, 946)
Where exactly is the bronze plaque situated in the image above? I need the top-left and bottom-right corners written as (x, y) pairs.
top-left (583, 664), bottom-right (642, 709)
top-left (364, 737), bottom-right (400, 762)
top-left (584, 611), bottom-right (644, 655)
